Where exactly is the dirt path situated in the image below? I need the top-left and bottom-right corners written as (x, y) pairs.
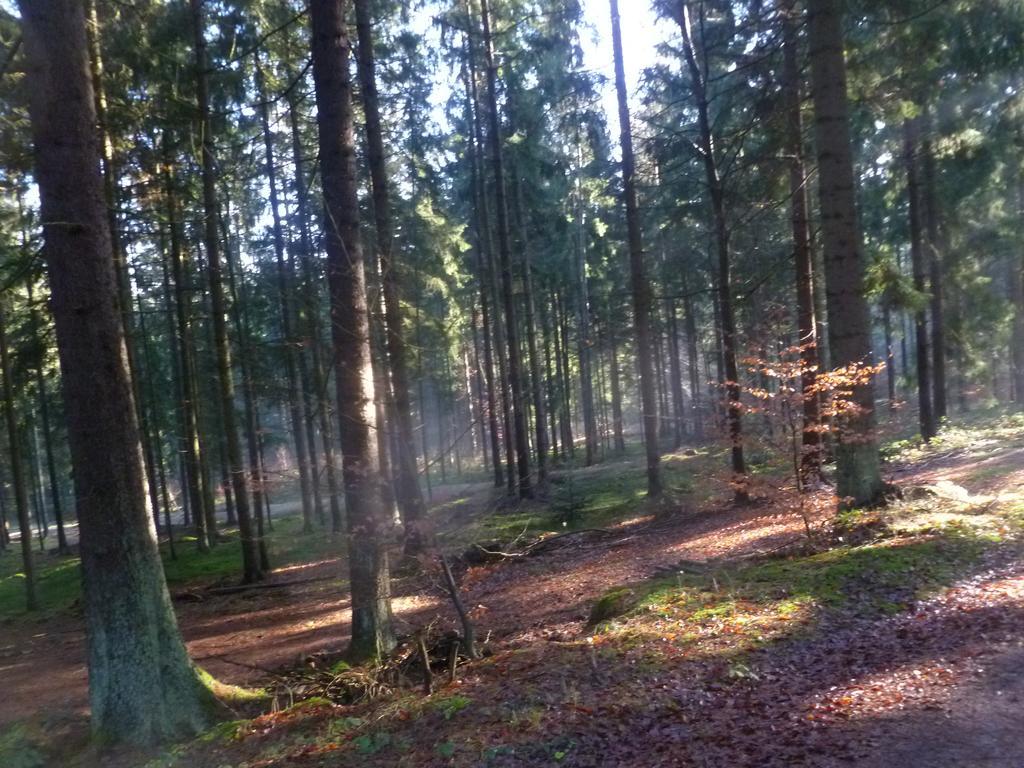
top-left (0, 473), bottom-right (827, 729)
top-left (860, 645), bottom-right (1024, 768)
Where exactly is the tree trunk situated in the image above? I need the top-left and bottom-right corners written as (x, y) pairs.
top-left (19, 0), bottom-right (217, 740)
top-left (678, 0), bottom-right (746, 500)
top-left (1013, 169), bottom-right (1024, 408)
top-left (667, 298), bottom-right (686, 449)
top-left (25, 281), bottom-right (68, 554)
top-left (780, 0), bottom-right (822, 482)
top-left (682, 283), bottom-right (704, 440)
top-left (608, 322), bottom-right (626, 452)
top-left (287, 97), bottom-right (344, 532)
top-left (222, 205), bottom-right (272, 574)
top-left (354, 0), bottom-right (430, 550)
top-left (904, 116), bottom-right (936, 442)
top-left (0, 296), bottom-right (36, 609)
top-left (479, 0), bottom-right (532, 498)
top-left (541, 294), bottom-right (561, 460)
top-left (922, 124), bottom-right (947, 421)
top-left (256, 60), bottom-right (317, 533)
top-left (807, 0), bottom-right (884, 506)
top-left (163, 145), bottom-right (211, 551)
top-left (610, 0), bottom-right (662, 496)
top-left (309, 0), bottom-right (395, 662)
top-left (511, 173), bottom-right (550, 482)
top-left (191, 0), bottom-right (261, 582)
top-left (465, 31), bottom-right (514, 493)
top-left (573, 157), bottom-right (599, 465)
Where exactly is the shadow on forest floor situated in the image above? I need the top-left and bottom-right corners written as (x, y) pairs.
top-left (3, 411), bottom-right (1024, 766)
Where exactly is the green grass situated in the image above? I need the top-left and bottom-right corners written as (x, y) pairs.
top-left (591, 527), bottom-right (991, 637)
top-left (462, 450), bottom-right (705, 546)
top-left (882, 408), bottom-right (1024, 464)
top-left (0, 551), bottom-right (82, 619)
top-left (0, 510), bottom-right (342, 621)
top-left (0, 724), bottom-right (45, 768)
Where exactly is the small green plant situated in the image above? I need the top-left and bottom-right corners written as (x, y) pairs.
top-left (433, 694), bottom-right (471, 720)
top-left (326, 716), bottom-right (364, 738)
top-left (352, 731), bottom-right (392, 755)
top-left (0, 726), bottom-right (44, 768)
top-left (435, 740), bottom-right (457, 757)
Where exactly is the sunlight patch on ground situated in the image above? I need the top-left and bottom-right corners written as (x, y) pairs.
top-left (272, 558), bottom-right (342, 576)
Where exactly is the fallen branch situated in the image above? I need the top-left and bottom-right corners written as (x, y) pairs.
top-left (440, 555), bottom-right (478, 659)
top-left (474, 528), bottom-right (613, 560)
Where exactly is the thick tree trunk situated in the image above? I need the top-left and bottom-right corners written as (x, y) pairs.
top-left (19, 0), bottom-right (216, 741)
top-left (904, 117), bottom-right (936, 442)
top-left (86, 0), bottom-right (168, 544)
top-left (780, 0), bottom-right (822, 482)
top-left (807, 0), bottom-right (884, 506)
top-left (354, 0), bottom-right (429, 550)
top-left (309, 0), bottom-right (395, 662)
top-left (479, 0), bottom-right (532, 498)
top-left (191, 0), bottom-right (261, 581)
top-left (678, 0), bottom-right (746, 500)
top-left (610, 0), bottom-right (662, 496)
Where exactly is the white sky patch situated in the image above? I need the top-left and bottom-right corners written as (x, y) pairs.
top-left (579, 0), bottom-right (666, 136)
top-left (410, 0), bottom-right (665, 159)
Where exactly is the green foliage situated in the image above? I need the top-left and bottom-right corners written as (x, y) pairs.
top-left (0, 726), bottom-right (44, 768)
top-left (0, 513), bottom-right (342, 621)
top-left (352, 730), bottom-right (392, 755)
top-left (431, 694), bottom-right (471, 721)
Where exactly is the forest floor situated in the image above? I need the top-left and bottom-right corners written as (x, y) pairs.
top-left (2, 410), bottom-right (1024, 767)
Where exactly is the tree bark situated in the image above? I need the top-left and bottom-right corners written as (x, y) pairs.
top-left (807, 0), bottom-right (884, 506)
top-left (904, 117), bottom-right (936, 442)
top-left (610, 0), bottom-right (662, 496)
top-left (922, 122), bottom-right (947, 421)
top-left (25, 280), bottom-right (68, 554)
top-left (678, 0), bottom-right (746, 500)
top-left (780, 0), bottom-right (822, 482)
top-left (256, 60), bottom-right (317, 533)
top-left (287, 97), bottom-right (344, 532)
top-left (354, 0), bottom-right (430, 550)
top-left (309, 0), bottom-right (395, 662)
top-left (479, 0), bottom-right (533, 498)
top-left (573, 148), bottom-right (599, 465)
top-left (163, 145), bottom-right (212, 551)
top-left (222, 204), bottom-right (272, 573)
top-left (0, 296), bottom-right (36, 610)
top-left (19, 0), bottom-right (216, 740)
top-left (463, 33), bottom-right (510, 489)
top-left (511, 173), bottom-right (550, 482)
top-left (191, 0), bottom-right (261, 581)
